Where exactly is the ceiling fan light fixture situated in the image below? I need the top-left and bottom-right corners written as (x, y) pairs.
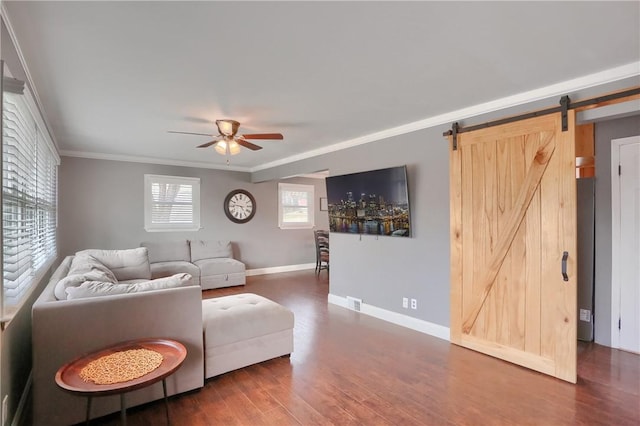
top-left (216, 119), bottom-right (240, 137)
top-left (214, 139), bottom-right (241, 156)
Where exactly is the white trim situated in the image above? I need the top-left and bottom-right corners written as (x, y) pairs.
top-left (328, 293), bottom-right (450, 341)
top-left (246, 263), bottom-right (315, 276)
top-left (251, 62), bottom-right (640, 172)
top-left (10, 371), bottom-right (31, 426)
top-left (611, 135), bottom-right (640, 349)
top-left (296, 171), bottom-right (330, 180)
top-left (61, 150), bottom-right (250, 172)
top-left (1, 5), bottom-right (59, 152)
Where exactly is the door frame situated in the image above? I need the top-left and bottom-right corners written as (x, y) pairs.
top-left (610, 135), bottom-right (640, 349)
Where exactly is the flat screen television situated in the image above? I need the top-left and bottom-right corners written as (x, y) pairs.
top-left (325, 165), bottom-right (411, 237)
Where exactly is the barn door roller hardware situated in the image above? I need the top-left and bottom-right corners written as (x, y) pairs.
top-left (560, 95), bottom-right (570, 131)
top-left (445, 87), bottom-right (640, 150)
top-left (451, 122), bottom-right (459, 150)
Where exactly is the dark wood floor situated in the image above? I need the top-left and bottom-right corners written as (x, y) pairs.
top-left (73, 270), bottom-right (638, 425)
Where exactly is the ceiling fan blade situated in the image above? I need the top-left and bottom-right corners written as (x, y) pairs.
top-left (168, 131), bottom-right (213, 137)
top-left (241, 133), bottom-right (284, 140)
top-left (196, 140), bottom-right (220, 148)
top-left (236, 138), bottom-right (263, 151)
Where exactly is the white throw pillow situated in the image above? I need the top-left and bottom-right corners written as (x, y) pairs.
top-left (54, 274), bottom-right (87, 300)
top-left (54, 254), bottom-right (118, 299)
top-left (75, 247), bottom-right (151, 281)
top-left (68, 254), bottom-right (118, 283)
top-left (65, 273), bottom-right (192, 300)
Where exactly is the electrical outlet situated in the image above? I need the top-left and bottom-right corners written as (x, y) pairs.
top-left (579, 309), bottom-right (591, 322)
top-left (2, 395), bottom-right (8, 426)
top-left (402, 297), bottom-right (409, 309)
top-left (411, 298), bottom-right (417, 310)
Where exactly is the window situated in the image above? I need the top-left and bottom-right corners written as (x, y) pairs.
top-left (144, 174), bottom-right (200, 232)
top-left (2, 89), bottom-right (59, 316)
top-left (278, 183), bottom-right (314, 229)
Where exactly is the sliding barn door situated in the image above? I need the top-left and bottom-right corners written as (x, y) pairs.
top-left (450, 112), bottom-right (577, 383)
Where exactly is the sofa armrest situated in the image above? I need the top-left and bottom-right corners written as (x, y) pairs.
top-left (32, 286), bottom-right (204, 426)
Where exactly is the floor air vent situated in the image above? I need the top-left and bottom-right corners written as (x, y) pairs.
top-left (346, 296), bottom-right (362, 312)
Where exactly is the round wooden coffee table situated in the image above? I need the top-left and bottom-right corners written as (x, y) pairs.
top-left (55, 338), bottom-right (187, 425)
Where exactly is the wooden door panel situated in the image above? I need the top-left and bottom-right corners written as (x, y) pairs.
top-left (462, 132), bottom-right (555, 334)
top-left (524, 140), bottom-right (543, 356)
top-left (450, 112), bottom-right (577, 383)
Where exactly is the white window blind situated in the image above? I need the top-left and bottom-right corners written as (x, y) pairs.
top-left (144, 174), bottom-right (200, 232)
top-left (278, 183), bottom-right (315, 229)
top-left (2, 90), bottom-right (58, 312)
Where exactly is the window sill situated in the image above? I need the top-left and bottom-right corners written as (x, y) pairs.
top-left (279, 224), bottom-right (314, 230)
top-left (2, 256), bottom-right (56, 329)
top-left (144, 226), bottom-right (201, 233)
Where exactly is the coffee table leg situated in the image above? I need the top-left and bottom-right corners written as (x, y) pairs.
top-left (86, 396), bottom-right (92, 425)
top-left (120, 393), bottom-right (126, 426)
top-left (163, 379), bottom-right (170, 424)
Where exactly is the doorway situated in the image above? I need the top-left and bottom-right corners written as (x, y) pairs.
top-left (611, 136), bottom-right (640, 353)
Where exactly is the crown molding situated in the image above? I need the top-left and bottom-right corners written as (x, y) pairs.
top-left (250, 61), bottom-right (640, 173)
top-left (60, 150), bottom-right (251, 172)
top-left (1, 3), bottom-right (60, 153)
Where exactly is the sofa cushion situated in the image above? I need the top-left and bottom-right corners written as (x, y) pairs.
top-left (65, 273), bottom-right (193, 300)
top-left (150, 261), bottom-right (201, 281)
top-left (76, 248), bottom-right (151, 281)
top-left (190, 240), bottom-right (232, 262)
top-left (194, 258), bottom-right (245, 276)
top-left (141, 240), bottom-right (191, 263)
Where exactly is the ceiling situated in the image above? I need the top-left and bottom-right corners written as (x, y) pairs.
top-left (3, 1), bottom-right (639, 172)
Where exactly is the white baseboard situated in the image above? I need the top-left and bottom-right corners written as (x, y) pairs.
top-left (246, 263), bottom-right (315, 276)
top-left (11, 371), bottom-right (31, 426)
top-left (328, 293), bottom-right (450, 341)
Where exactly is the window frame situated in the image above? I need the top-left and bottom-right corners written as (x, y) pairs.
top-left (2, 81), bottom-right (59, 320)
top-left (278, 182), bottom-right (315, 230)
top-left (144, 174), bottom-right (201, 232)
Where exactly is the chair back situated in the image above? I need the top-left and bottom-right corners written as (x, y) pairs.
top-left (314, 230), bottom-right (329, 273)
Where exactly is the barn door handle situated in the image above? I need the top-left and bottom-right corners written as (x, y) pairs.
top-left (561, 251), bottom-right (569, 282)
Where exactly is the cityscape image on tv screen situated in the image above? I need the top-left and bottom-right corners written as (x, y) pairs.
top-left (325, 166), bottom-right (411, 237)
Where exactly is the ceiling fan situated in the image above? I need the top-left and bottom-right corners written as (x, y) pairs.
top-left (168, 119), bottom-right (284, 157)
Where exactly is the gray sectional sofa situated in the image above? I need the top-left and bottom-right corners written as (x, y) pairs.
top-left (32, 248), bottom-right (205, 426)
top-left (141, 240), bottom-right (246, 290)
top-left (32, 243), bottom-right (293, 426)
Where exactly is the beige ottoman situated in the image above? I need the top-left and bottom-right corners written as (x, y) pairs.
top-left (202, 293), bottom-right (294, 378)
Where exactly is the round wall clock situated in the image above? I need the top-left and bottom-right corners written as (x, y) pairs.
top-left (224, 189), bottom-right (256, 223)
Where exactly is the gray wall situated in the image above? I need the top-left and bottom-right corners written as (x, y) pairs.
top-left (251, 77), bottom-right (640, 330)
top-left (0, 272), bottom-right (53, 426)
top-left (254, 125), bottom-right (453, 327)
top-left (58, 157), bottom-right (329, 269)
top-left (593, 115), bottom-right (640, 346)
top-left (327, 129), bottom-right (452, 326)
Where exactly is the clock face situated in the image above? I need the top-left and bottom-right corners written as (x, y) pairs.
top-left (224, 190), bottom-right (256, 223)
